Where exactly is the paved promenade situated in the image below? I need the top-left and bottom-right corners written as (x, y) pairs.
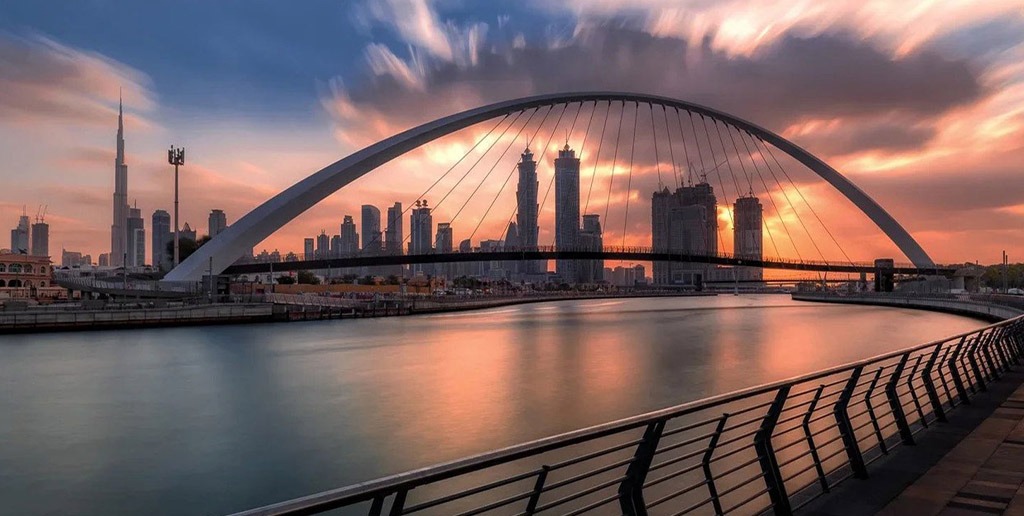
top-left (804, 369), bottom-right (1024, 515)
top-left (881, 381), bottom-right (1024, 515)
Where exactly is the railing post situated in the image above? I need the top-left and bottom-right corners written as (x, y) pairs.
top-left (887, 352), bottom-right (915, 445)
top-left (702, 414), bottom-right (729, 515)
top-left (905, 354), bottom-right (929, 428)
top-left (618, 420), bottom-right (665, 516)
top-left (980, 329), bottom-right (1001, 380)
top-left (991, 327), bottom-right (1012, 371)
top-left (948, 337), bottom-right (971, 405)
top-left (922, 343), bottom-right (948, 423)
top-left (835, 366), bottom-right (869, 478)
top-left (755, 386), bottom-right (792, 515)
top-left (388, 489), bottom-right (408, 516)
top-left (803, 385), bottom-right (829, 492)
top-left (967, 334), bottom-right (988, 392)
top-left (863, 367), bottom-right (888, 455)
top-left (524, 466), bottom-right (550, 515)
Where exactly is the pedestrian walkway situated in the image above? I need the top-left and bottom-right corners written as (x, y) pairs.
top-left (880, 382), bottom-right (1024, 515)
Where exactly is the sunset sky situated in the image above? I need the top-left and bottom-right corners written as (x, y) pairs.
top-left (1, 1), bottom-right (1022, 265)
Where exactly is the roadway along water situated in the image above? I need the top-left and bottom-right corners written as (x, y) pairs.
top-left (0, 295), bottom-right (983, 515)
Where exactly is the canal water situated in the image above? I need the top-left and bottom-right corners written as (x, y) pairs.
top-left (0, 295), bottom-right (983, 515)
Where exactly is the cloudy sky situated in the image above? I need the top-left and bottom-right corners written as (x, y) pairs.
top-left (1, 0), bottom-right (1022, 265)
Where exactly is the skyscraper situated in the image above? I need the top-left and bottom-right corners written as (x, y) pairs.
top-left (733, 196), bottom-right (764, 281)
top-left (127, 206), bottom-right (145, 267)
top-left (361, 205), bottom-right (382, 253)
top-left (111, 96), bottom-right (129, 267)
top-left (30, 219), bottom-right (48, 258)
top-left (554, 144), bottom-right (581, 280)
top-left (208, 209), bottom-right (228, 237)
top-left (409, 200), bottom-right (432, 275)
top-left (434, 222), bottom-right (453, 278)
top-left (651, 180), bottom-right (718, 286)
top-left (579, 214), bottom-right (603, 283)
top-left (385, 202), bottom-right (403, 255)
top-left (316, 231), bottom-right (330, 259)
top-left (180, 222), bottom-right (197, 243)
top-left (516, 146), bottom-right (541, 274)
top-left (152, 210), bottom-right (172, 271)
top-left (340, 215), bottom-right (359, 254)
top-left (303, 238), bottom-right (315, 260)
top-left (10, 212), bottom-right (29, 254)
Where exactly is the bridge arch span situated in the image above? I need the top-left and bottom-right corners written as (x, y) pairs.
top-left (164, 92), bottom-right (933, 282)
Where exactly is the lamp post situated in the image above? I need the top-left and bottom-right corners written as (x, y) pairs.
top-left (168, 146), bottom-right (185, 267)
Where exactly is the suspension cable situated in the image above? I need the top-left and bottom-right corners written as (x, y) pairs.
top-left (365, 113), bottom-right (512, 252)
top-left (621, 101), bottom-right (640, 249)
top-left (734, 129), bottom-right (781, 260)
top-left (746, 133), bottom-right (827, 263)
top-left (448, 107), bottom-right (543, 228)
top-left (758, 136), bottom-right (854, 265)
top-left (583, 101), bottom-right (612, 215)
top-left (743, 130), bottom-right (805, 262)
top-left (699, 113), bottom-right (732, 253)
top-left (470, 104), bottom-right (567, 242)
top-left (603, 101), bottom-right (626, 235)
top-left (661, 104), bottom-right (680, 189)
top-left (649, 103), bottom-right (664, 190)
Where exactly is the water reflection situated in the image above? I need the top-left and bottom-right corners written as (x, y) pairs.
top-left (0, 295), bottom-right (982, 515)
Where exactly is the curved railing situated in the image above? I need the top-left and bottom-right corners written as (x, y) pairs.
top-left (231, 314), bottom-right (1024, 516)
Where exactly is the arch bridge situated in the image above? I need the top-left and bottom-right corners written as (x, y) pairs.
top-left (165, 92), bottom-right (935, 282)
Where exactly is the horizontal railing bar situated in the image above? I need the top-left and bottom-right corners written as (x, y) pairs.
top-left (654, 431), bottom-right (717, 456)
top-left (560, 491), bottom-right (621, 516)
top-left (541, 456), bottom-right (635, 493)
top-left (547, 438), bottom-right (643, 470)
top-left (713, 471), bottom-right (767, 499)
top-left (645, 462), bottom-right (706, 489)
top-left (645, 479), bottom-right (709, 509)
top-left (404, 469), bottom-right (543, 512)
top-left (661, 416), bottom-right (722, 438)
top-left (710, 455), bottom-right (763, 481)
top-left (783, 460), bottom-right (823, 483)
top-left (649, 446), bottom-right (708, 473)
top-left (668, 495), bottom-right (715, 516)
top-left (721, 486), bottom-right (771, 514)
top-left (452, 489), bottom-right (535, 516)
top-left (532, 475), bottom-right (626, 512)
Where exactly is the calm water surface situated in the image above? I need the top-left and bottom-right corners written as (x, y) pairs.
top-left (0, 295), bottom-right (983, 515)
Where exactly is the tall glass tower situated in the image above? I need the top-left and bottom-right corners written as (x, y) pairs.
top-left (554, 144), bottom-right (580, 280)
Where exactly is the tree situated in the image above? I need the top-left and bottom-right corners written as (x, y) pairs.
top-left (276, 275), bottom-right (296, 285)
top-left (297, 270), bottom-right (320, 285)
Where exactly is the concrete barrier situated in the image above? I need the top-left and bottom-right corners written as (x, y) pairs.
top-left (792, 292), bottom-right (1024, 321)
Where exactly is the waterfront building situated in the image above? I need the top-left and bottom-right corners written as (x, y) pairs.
top-left (10, 213), bottom-right (29, 254)
top-left (555, 144), bottom-right (581, 280)
top-left (340, 215), bottom-right (359, 255)
top-left (516, 146), bottom-right (541, 274)
top-left (361, 205), bottom-right (382, 252)
top-left (127, 206), bottom-right (145, 267)
top-left (111, 96), bottom-right (130, 267)
top-left (457, 238), bottom-right (479, 277)
top-left (651, 181), bottom-right (718, 286)
top-left (578, 214), bottom-right (603, 283)
top-left (409, 200), bottom-right (432, 275)
top-left (303, 238), bottom-right (314, 260)
top-left (435, 222), bottom-right (453, 277)
top-left (209, 209), bottom-right (228, 237)
top-left (480, 239), bottom-right (507, 279)
top-left (152, 210), bottom-right (172, 271)
top-left (98, 253), bottom-right (110, 267)
top-left (0, 252), bottom-right (53, 290)
top-left (733, 196), bottom-right (764, 282)
top-left (30, 220), bottom-right (48, 258)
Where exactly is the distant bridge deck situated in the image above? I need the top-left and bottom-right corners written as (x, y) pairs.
top-left (223, 247), bottom-right (957, 276)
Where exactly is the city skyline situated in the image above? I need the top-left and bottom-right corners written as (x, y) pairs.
top-left (1, 2), bottom-right (1022, 264)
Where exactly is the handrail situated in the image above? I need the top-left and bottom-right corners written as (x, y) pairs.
top-left (231, 311), bottom-right (1024, 516)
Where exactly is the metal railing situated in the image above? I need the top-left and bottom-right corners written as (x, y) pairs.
top-left (233, 315), bottom-right (1024, 516)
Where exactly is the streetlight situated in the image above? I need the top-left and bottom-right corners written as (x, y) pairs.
top-left (168, 146), bottom-right (185, 267)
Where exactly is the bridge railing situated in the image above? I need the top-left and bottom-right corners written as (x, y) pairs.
top-left (244, 246), bottom-right (947, 271)
top-left (231, 315), bottom-right (1024, 516)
